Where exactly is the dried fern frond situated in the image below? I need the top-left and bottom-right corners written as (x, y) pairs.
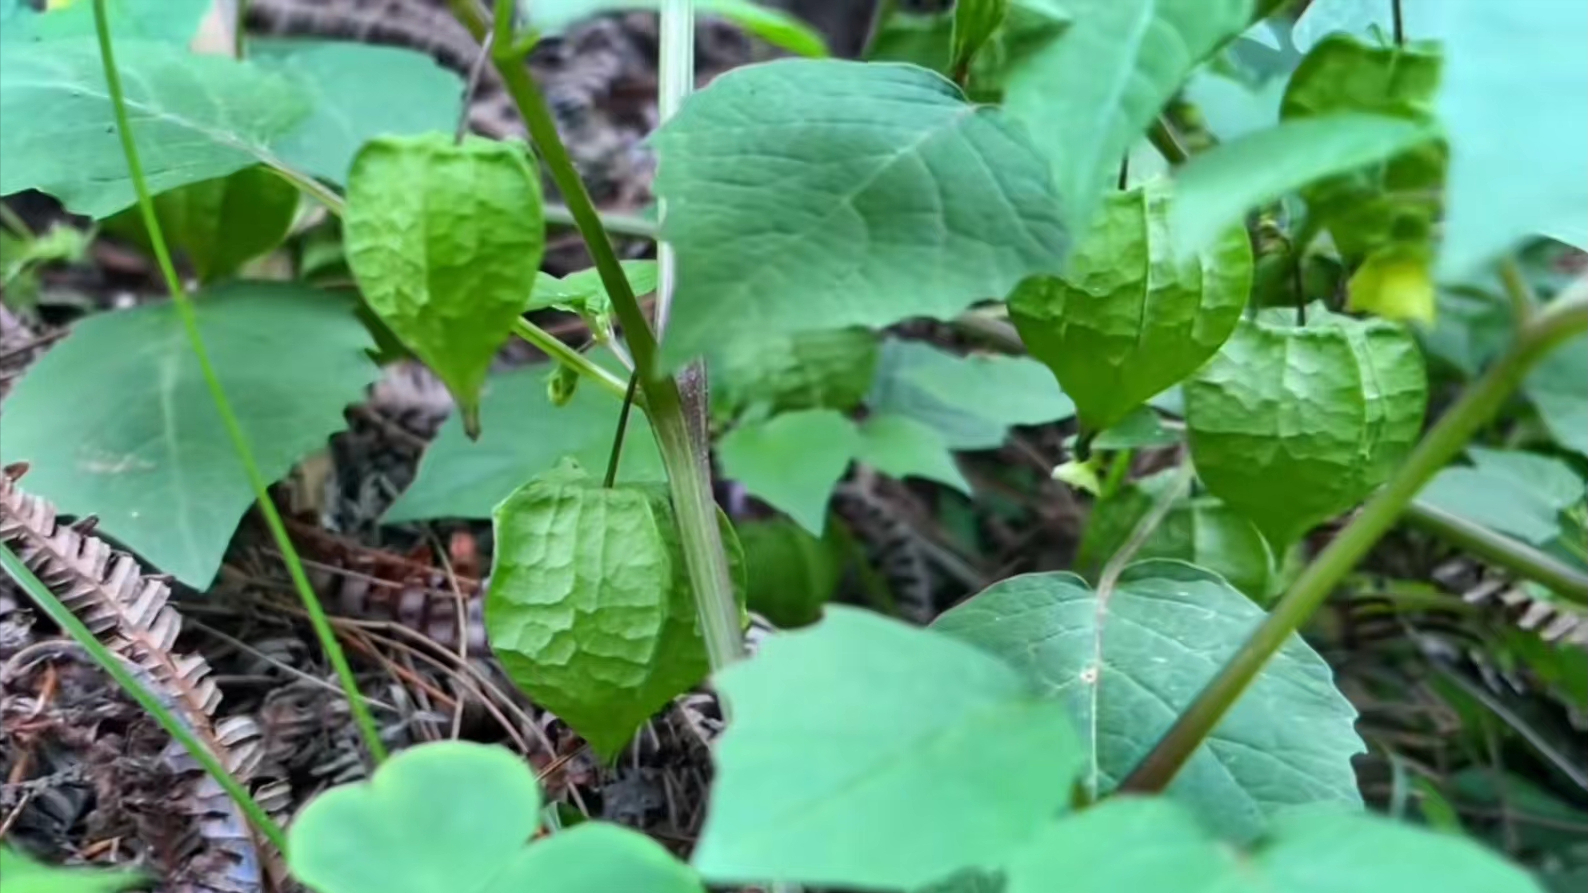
top-left (0, 464), bottom-right (265, 892)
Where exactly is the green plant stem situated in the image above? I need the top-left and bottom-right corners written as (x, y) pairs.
top-left (1148, 117), bottom-right (1191, 166)
top-left (92, 0), bottom-right (387, 765)
top-left (0, 201), bottom-right (35, 240)
top-left (447, 0), bottom-right (745, 667)
top-left (233, 0), bottom-right (249, 57)
top-left (1402, 499), bottom-right (1588, 605)
top-left (0, 544), bottom-right (288, 853)
top-left (509, 317), bottom-right (635, 402)
top-left (1118, 287), bottom-right (1588, 795)
top-left (1498, 254), bottom-right (1537, 325)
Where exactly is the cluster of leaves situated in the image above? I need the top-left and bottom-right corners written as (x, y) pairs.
top-left (2, 0), bottom-right (1586, 891)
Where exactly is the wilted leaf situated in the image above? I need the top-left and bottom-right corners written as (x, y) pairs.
top-left (487, 462), bottom-right (743, 757)
top-left (385, 363), bottom-right (662, 522)
top-left (0, 283), bottom-right (379, 587)
top-left (1185, 308), bottom-right (1427, 550)
top-left (104, 166), bottom-right (298, 281)
top-left (288, 741), bottom-right (703, 893)
top-left (718, 409), bottom-right (861, 534)
top-left (866, 340), bottom-right (1076, 449)
top-left (1003, 796), bottom-right (1540, 893)
top-left (737, 518), bottom-right (843, 628)
top-left (345, 133), bottom-right (545, 437)
top-left (1002, 0), bottom-right (1249, 235)
top-left (251, 39), bottom-right (465, 185)
top-left (0, 38), bottom-right (308, 218)
top-left (1281, 35), bottom-right (1444, 263)
top-left (651, 59), bottom-right (1068, 366)
top-left (711, 328), bottom-right (879, 423)
top-left (935, 561), bottom-right (1364, 841)
top-left (1168, 114), bottom-right (1431, 253)
top-left (1348, 245), bottom-right (1436, 323)
top-left (693, 607), bottom-right (1083, 889)
top-left (1010, 181), bottom-right (1252, 433)
top-left (1437, 2), bottom-right (1588, 278)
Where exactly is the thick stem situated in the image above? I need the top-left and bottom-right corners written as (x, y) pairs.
top-left (447, 0), bottom-right (744, 666)
top-left (93, 0), bottom-right (387, 765)
top-left (1, 544), bottom-right (288, 852)
top-left (1118, 287), bottom-right (1588, 795)
top-left (1402, 499), bottom-right (1588, 604)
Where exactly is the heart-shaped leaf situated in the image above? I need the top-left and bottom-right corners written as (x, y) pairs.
top-left (0, 282), bottom-right (380, 587)
top-left (486, 461), bottom-right (744, 757)
top-left (934, 561), bottom-right (1364, 842)
top-left (1009, 181), bottom-right (1252, 433)
top-left (693, 606), bottom-right (1083, 890)
top-left (651, 59), bottom-right (1068, 366)
top-left (1004, 796), bottom-right (1541, 893)
top-left (0, 38), bottom-right (309, 218)
top-left (1001, 0), bottom-right (1249, 235)
top-left (1281, 35), bottom-right (1444, 263)
top-left (287, 740), bottom-right (703, 893)
top-left (345, 133), bottom-right (545, 437)
top-left (1184, 308), bottom-right (1428, 550)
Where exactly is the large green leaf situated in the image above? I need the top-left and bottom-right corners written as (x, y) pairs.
top-left (528, 0), bottom-right (827, 56)
top-left (1523, 333), bottom-right (1588, 458)
top-left (1184, 309), bottom-right (1427, 550)
top-left (0, 38), bottom-right (309, 218)
top-left (935, 561), bottom-right (1364, 842)
top-left (1076, 470), bottom-right (1274, 602)
top-left (0, 282), bottom-right (378, 587)
top-left (1422, 447), bottom-right (1587, 560)
top-left (384, 363), bottom-right (663, 522)
top-left (865, 339), bottom-right (1076, 449)
top-left (1437, 2), bottom-right (1588, 277)
top-left (486, 462), bottom-right (744, 758)
top-left (1290, 0), bottom-right (1442, 51)
top-left (692, 606), bottom-right (1083, 889)
top-left (1168, 114), bottom-right (1431, 253)
top-left (711, 327), bottom-right (879, 423)
top-left (717, 409), bottom-right (861, 534)
top-left (251, 39), bottom-right (465, 186)
top-left (1003, 796), bottom-right (1540, 893)
top-left (345, 134), bottom-right (545, 437)
top-left (651, 59), bottom-right (1068, 366)
top-left (1, 0), bottom-right (210, 43)
top-left (1280, 35), bottom-right (1444, 262)
top-left (0, 846), bottom-right (147, 893)
top-left (1009, 181), bottom-right (1251, 433)
top-left (288, 741), bottom-right (703, 893)
top-left (737, 517), bottom-right (843, 628)
top-left (104, 165), bottom-right (299, 281)
top-left (1002, 0), bottom-right (1249, 235)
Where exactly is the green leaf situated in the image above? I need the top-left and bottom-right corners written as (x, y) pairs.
top-left (251, 39), bottom-right (465, 186)
top-left (384, 362), bottom-right (663, 522)
top-left (1168, 114), bottom-right (1432, 253)
top-left (1438, 2), bottom-right (1588, 278)
top-left (1180, 69), bottom-right (1286, 141)
top-left (104, 166), bottom-right (298, 281)
top-left (950, 0), bottom-right (1008, 78)
top-left (530, 261), bottom-right (658, 313)
top-left (1077, 470), bottom-right (1275, 601)
top-left (935, 561), bottom-right (1364, 841)
top-left (1291, 0), bottom-right (1443, 51)
top-left (1003, 796), bottom-right (1541, 893)
top-left (0, 282), bottom-right (378, 587)
top-left (718, 409), bottom-right (861, 534)
top-left (693, 606), bottom-right (1084, 889)
top-left (1523, 332), bottom-right (1588, 458)
top-left (1002, 0), bottom-right (1250, 235)
top-left (288, 741), bottom-right (703, 893)
top-left (2, 0), bottom-right (211, 44)
top-left (487, 462), bottom-right (744, 758)
top-left (1280, 35), bottom-right (1444, 263)
top-left (737, 518), bottom-right (843, 628)
top-left (0, 846), bottom-right (147, 893)
top-left (711, 327), bottom-right (880, 422)
top-left (1422, 447), bottom-right (1586, 553)
top-left (1185, 308), bottom-right (1428, 549)
top-left (1347, 245), bottom-right (1436, 324)
top-left (856, 413), bottom-right (971, 494)
top-left (345, 133), bottom-right (545, 437)
top-left (652, 59), bottom-right (1069, 366)
top-left (1009, 181), bottom-right (1252, 433)
top-left (0, 38), bottom-right (308, 219)
top-left (528, 0), bottom-right (827, 57)
top-left (866, 339), bottom-right (1076, 449)
top-left (1090, 405), bottom-right (1179, 451)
